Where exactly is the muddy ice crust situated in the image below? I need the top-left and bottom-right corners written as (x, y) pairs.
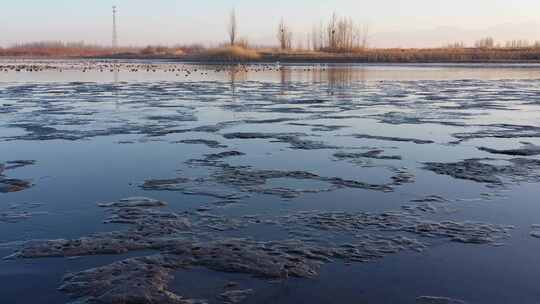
top-left (416, 296), bottom-right (467, 304)
top-left (334, 150), bottom-right (402, 161)
top-left (423, 158), bottom-right (540, 185)
top-left (0, 160), bottom-right (36, 193)
top-left (478, 142), bottom-right (540, 156)
top-left (218, 289), bottom-right (253, 304)
top-left (8, 196), bottom-right (511, 303)
top-left (177, 139), bottom-right (228, 149)
top-left (349, 133), bottom-right (435, 145)
top-left (142, 148), bottom-right (414, 200)
top-left (222, 132), bottom-right (340, 150)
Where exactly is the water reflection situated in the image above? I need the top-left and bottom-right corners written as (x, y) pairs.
top-left (279, 67), bottom-right (292, 96)
top-left (275, 66), bottom-right (367, 96)
top-left (226, 65), bottom-right (247, 99)
top-left (325, 66), bottom-right (365, 96)
top-left (113, 61), bottom-right (120, 109)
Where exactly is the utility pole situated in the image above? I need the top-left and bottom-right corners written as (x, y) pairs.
top-left (112, 6), bottom-right (118, 52)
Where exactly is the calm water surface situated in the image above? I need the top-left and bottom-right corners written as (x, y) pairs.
top-left (1, 60), bottom-right (540, 304)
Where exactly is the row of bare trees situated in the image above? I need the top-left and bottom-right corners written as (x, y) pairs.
top-left (228, 9), bottom-right (540, 52)
top-left (279, 13), bottom-right (369, 51)
top-left (474, 37), bottom-right (495, 48)
top-left (473, 37), bottom-right (540, 49)
top-left (323, 13), bottom-right (369, 51)
top-left (227, 9), bottom-right (369, 52)
top-left (227, 9), bottom-right (250, 48)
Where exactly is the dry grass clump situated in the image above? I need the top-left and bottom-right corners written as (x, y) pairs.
top-left (356, 47), bottom-right (540, 63)
top-left (259, 47), bottom-right (540, 63)
top-left (140, 46), bottom-right (184, 56)
top-left (0, 42), bottom-right (209, 59)
top-left (0, 41), bottom-right (135, 58)
top-left (196, 46), bottom-right (261, 61)
top-left (139, 44), bottom-right (205, 57)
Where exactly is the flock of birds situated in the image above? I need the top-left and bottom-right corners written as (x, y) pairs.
top-left (0, 62), bottom-right (326, 78)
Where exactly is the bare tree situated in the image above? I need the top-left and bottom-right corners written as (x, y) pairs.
top-left (327, 12), bottom-right (338, 50)
top-left (228, 9), bottom-right (237, 46)
top-left (277, 18), bottom-right (293, 50)
top-left (360, 24), bottom-right (369, 49)
top-left (505, 39), bottom-right (530, 48)
top-left (321, 13), bottom-right (368, 52)
top-left (311, 22), bottom-right (323, 50)
top-left (309, 14), bottom-right (368, 52)
top-left (445, 41), bottom-right (465, 48)
top-left (475, 37), bottom-right (494, 48)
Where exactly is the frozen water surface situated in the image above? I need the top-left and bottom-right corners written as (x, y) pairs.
top-left (1, 60), bottom-right (540, 304)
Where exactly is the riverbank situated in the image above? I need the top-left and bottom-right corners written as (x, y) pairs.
top-left (3, 45), bottom-right (540, 63)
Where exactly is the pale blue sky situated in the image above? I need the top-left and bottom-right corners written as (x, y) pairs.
top-left (2, 0), bottom-right (539, 47)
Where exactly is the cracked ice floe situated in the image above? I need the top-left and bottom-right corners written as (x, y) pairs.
top-left (423, 158), bottom-right (540, 185)
top-left (176, 139), bottom-right (228, 149)
top-left (218, 289), bottom-right (253, 304)
top-left (203, 151), bottom-right (246, 161)
top-left (37, 236), bottom-right (430, 304)
top-left (11, 200), bottom-right (190, 259)
top-left (530, 225), bottom-right (540, 239)
top-left (280, 210), bottom-right (511, 245)
top-left (451, 124), bottom-right (540, 144)
top-left (145, 150), bottom-right (414, 199)
top-left (0, 160), bottom-right (36, 193)
top-left (286, 122), bottom-right (348, 132)
top-left (210, 165), bottom-right (395, 194)
top-left (56, 239), bottom-right (322, 304)
top-left (530, 231), bottom-right (540, 238)
top-left (0, 210), bottom-right (47, 224)
top-left (8, 197), bottom-right (252, 259)
top-left (141, 177), bottom-right (245, 200)
top-left (7, 196), bottom-right (514, 304)
top-left (478, 142), bottom-right (540, 156)
top-left (184, 150), bottom-right (246, 167)
top-left (334, 150), bottom-right (402, 161)
top-left (368, 111), bottom-right (469, 127)
top-left (349, 133), bottom-right (435, 144)
top-left (60, 254), bottom-right (207, 304)
top-left (145, 113), bottom-right (198, 122)
top-left (416, 296), bottom-right (467, 304)
top-left (222, 132), bottom-right (339, 150)
top-left (141, 178), bottom-right (192, 191)
top-left (0, 202), bottom-right (47, 224)
top-left (401, 195), bottom-right (452, 215)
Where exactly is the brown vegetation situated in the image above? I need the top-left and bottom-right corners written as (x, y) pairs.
top-left (191, 45), bottom-right (261, 62)
top-left (262, 47), bottom-right (540, 63)
top-left (138, 44), bottom-right (204, 57)
top-left (0, 41), bottom-right (133, 58)
top-left (2, 42), bottom-right (540, 63)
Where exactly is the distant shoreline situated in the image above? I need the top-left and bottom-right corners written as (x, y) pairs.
top-left (3, 46), bottom-right (540, 64)
top-left (100, 56), bottom-right (540, 65)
